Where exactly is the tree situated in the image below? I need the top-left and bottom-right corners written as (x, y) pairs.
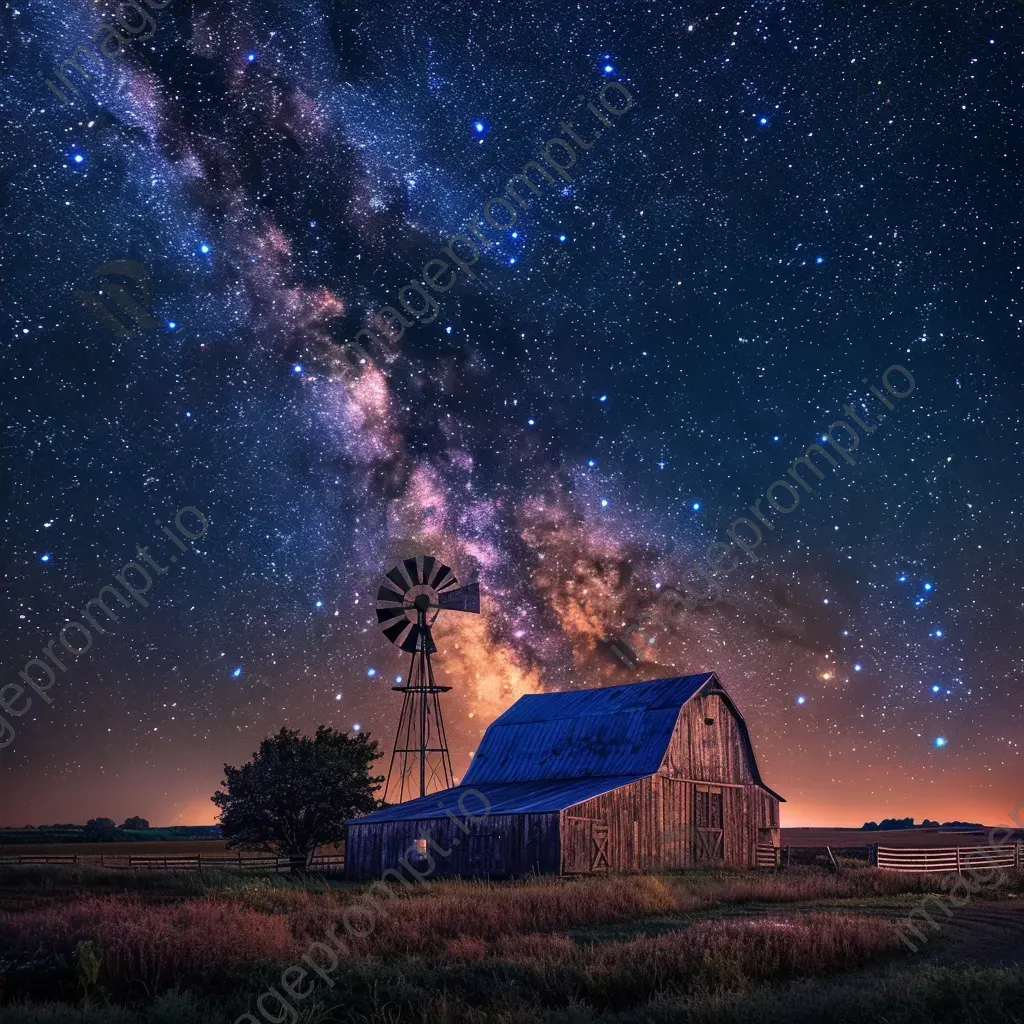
top-left (211, 726), bottom-right (383, 861)
top-left (877, 817), bottom-right (915, 830)
top-left (83, 817), bottom-right (120, 841)
top-left (122, 816), bottom-right (150, 830)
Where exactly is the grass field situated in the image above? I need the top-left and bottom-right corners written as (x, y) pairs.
top-left (1, 862), bottom-right (1022, 1023)
top-left (0, 840), bottom-right (345, 858)
top-left (0, 840), bottom-right (234, 857)
top-left (782, 827), bottom-right (1023, 848)
top-left (4, 828), bottom-right (1015, 858)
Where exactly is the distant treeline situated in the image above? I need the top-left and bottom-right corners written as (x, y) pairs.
top-left (861, 817), bottom-right (984, 831)
top-left (0, 819), bottom-right (222, 844)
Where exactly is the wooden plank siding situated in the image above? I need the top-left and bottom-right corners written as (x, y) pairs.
top-left (559, 776), bottom-right (778, 872)
top-left (345, 812), bottom-right (560, 880)
top-left (661, 693), bottom-right (756, 785)
top-left (559, 692), bottom-right (781, 873)
top-left (560, 778), bottom-right (655, 873)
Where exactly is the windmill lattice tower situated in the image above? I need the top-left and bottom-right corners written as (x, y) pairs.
top-left (375, 556), bottom-right (480, 803)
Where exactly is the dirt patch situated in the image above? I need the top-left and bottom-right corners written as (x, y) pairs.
top-left (923, 901), bottom-right (1024, 968)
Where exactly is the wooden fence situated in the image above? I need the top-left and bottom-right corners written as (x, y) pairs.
top-left (0, 852), bottom-right (345, 874)
top-left (755, 843), bottom-right (782, 869)
top-left (870, 843), bottom-right (1021, 874)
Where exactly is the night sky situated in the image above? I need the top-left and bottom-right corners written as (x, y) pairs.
top-left (1, 0), bottom-right (1022, 829)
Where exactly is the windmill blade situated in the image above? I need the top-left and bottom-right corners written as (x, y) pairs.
top-left (376, 606), bottom-right (406, 626)
top-left (403, 556), bottom-right (425, 586)
top-left (399, 623), bottom-right (422, 653)
top-left (437, 580), bottom-right (480, 614)
top-left (432, 563), bottom-right (458, 592)
top-left (377, 581), bottom-right (406, 604)
top-left (386, 563), bottom-right (414, 593)
top-left (382, 619), bottom-right (411, 647)
top-left (421, 554), bottom-right (437, 587)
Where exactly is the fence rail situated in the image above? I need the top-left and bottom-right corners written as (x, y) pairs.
top-left (755, 843), bottom-right (782, 869)
top-left (0, 852), bottom-right (345, 873)
top-left (870, 843), bottom-right (1021, 873)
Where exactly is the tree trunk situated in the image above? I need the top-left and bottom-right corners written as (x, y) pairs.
top-left (288, 852), bottom-right (311, 875)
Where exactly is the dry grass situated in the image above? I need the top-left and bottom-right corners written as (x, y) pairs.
top-left (665, 866), bottom-right (946, 904)
top-left (3, 866), bottom-right (1019, 1021)
top-left (0, 895), bottom-right (297, 992)
top-left (282, 866), bottom-right (960, 957)
top-left (290, 873), bottom-right (683, 954)
top-left (437, 913), bottom-right (903, 1002)
top-left (0, 866), bottom-right (939, 996)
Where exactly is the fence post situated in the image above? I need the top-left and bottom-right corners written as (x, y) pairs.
top-left (238, 852), bottom-right (243, 871)
top-left (1016, 843), bottom-right (1021, 871)
top-left (956, 847), bottom-right (962, 874)
top-left (197, 853), bottom-right (202, 874)
top-left (100, 854), bottom-right (104, 868)
top-left (129, 855), bottom-right (133, 870)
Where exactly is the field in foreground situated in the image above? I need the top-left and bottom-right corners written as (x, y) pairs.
top-left (782, 826), bottom-right (1024, 848)
top-left (0, 840), bottom-right (235, 858)
top-left (6, 826), bottom-right (1017, 858)
top-left (0, 840), bottom-right (346, 858)
top-left (1, 863), bottom-right (1022, 1023)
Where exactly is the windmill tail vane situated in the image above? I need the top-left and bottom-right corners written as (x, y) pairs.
top-left (375, 556), bottom-right (481, 803)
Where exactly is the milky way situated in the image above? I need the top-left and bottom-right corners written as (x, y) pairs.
top-left (1, 0), bottom-right (1022, 828)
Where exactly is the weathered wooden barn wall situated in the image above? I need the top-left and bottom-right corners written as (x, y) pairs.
top-left (561, 778), bottom-right (652, 873)
top-left (661, 692), bottom-right (756, 784)
top-left (346, 811), bottom-right (560, 880)
top-left (753, 784), bottom-right (781, 847)
top-left (558, 691), bottom-right (782, 872)
top-left (560, 777), bottom-right (769, 872)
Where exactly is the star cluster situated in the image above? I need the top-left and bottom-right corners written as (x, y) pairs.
top-left (0, 0), bottom-right (1021, 827)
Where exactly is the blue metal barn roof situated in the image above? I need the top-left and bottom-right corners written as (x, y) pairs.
top-left (349, 775), bottom-right (650, 824)
top-left (461, 674), bottom-right (715, 785)
top-left (352, 674), bottom-right (756, 826)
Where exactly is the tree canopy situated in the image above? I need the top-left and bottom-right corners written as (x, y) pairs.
top-left (122, 816), bottom-right (150, 830)
top-left (211, 726), bottom-right (383, 858)
top-left (82, 817), bottom-right (119, 841)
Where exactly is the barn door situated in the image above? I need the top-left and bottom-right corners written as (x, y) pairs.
top-left (563, 817), bottom-right (610, 873)
top-left (693, 785), bottom-right (724, 865)
top-left (591, 822), bottom-right (610, 871)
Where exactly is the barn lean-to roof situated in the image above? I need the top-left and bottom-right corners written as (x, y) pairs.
top-left (344, 775), bottom-right (652, 823)
top-left (351, 673), bottom-right (782, 825)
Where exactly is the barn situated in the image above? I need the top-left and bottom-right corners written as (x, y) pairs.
top-left (346, 672), bottom-right (783, 879)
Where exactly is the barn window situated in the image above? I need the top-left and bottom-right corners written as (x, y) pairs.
top-left (704, 717), bottom-right (715, 725)
top-left (695, 786), bottom-right (724, 829)
top-left (414, 838), bottom-right (428, 856)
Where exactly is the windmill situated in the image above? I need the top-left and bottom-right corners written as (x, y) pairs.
top-left (375, 555), bottom-right (480, 803)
